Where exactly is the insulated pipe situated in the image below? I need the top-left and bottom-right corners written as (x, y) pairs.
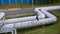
top-left (1, 6), bottom-right (60, 29)
top-left (3, 10), bottom-right (45, 24)
top-left (36, 6), bottom-right (60, 10)
top-left (0, 12), bottom-right (5, 20)
top-left (0, 12), bottom-right (5, 26)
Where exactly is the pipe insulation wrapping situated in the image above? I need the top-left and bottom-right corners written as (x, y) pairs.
top-left (1, 6), bottom-right (60, 29)
top-left (37, 6), bottom-right (60, 10)
top-left (0, 12), bottom-right (5, 26)
top-left (3, 10), bottom-right (45, 24)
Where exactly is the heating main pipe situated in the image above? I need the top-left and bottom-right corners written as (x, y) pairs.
top-left (1, 6), bottom-right (60, 29)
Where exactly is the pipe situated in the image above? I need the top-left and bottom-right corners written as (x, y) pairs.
top-left (0, 12), bottom-right (5, 20)
top-left (0, 12), bottom-right (5, 26)
top-left (3, 9), bottom-right (45, 24)
top-left (1, 6), bottom-right (60, 29)
top-left (12, 29), bottom-right (17, 34)
top-left (0, 28), bottom-right (15, 33)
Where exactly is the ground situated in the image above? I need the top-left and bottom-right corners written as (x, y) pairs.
top-left (0, 2), bottom-right (60, 34)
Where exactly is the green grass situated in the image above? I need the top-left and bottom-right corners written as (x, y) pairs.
top-left (16, 10), bottom-right (60, 34)
top-left (5, 13), bottom-right (36, 19)
top-left (0, 3), bottom-right (32, 9)
top-left (0, 2), bottom-right (60, 9)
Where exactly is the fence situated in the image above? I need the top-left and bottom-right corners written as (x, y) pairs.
top-left (0, 0), bottom-right (59, 9)
top-left (0, 0), bottom-right (55, 5)
top-left (0, 0), bottom-right (32, 5)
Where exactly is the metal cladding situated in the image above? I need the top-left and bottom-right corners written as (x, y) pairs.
top-left (0, 12), bottom-right (5, 20)
top-left (0, 6), bottom-right (60, 29)
top-left (3, 9), bottom-right (45, 24)
top-left (0, 12), bottom-right (5, 27)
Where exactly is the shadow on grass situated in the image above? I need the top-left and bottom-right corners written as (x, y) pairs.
top-left (17, 22), bottom-right (56, 34)
top-left (17, 10), bottom-right (60, 34)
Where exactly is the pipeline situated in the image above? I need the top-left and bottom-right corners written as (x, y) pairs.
top-left (0, 12), bottom-right (5, 27)
top-left (0, 6), bottom-right (60, 29)
top-left (3, 9), bottom-right (45, 24)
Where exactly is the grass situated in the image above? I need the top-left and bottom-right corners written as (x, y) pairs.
top-left (0, 3), bottom-right (32, 9)
top-left (5, 13), bottom-right (36, 19)
top-left (0, 2), bottom-right (60, 9)
top-left (16, 10), bottom-right (60, 34)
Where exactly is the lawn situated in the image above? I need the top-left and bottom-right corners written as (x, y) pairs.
top-left (5, 13), bottom-right (36, 19)
top-left (0, 3), bottom-right (32, 9)
top-left (16, 10), bottom-right (60, 34)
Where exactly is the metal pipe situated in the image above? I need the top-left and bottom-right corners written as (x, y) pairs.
top-left (0, 12), bottom-right (5, 27)
top-left (3, 9), bottom-right (45, 24)
top-left (1, 6), bottom-right (60, 29)
top-left (12, 29), bottom-right (17, 34)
